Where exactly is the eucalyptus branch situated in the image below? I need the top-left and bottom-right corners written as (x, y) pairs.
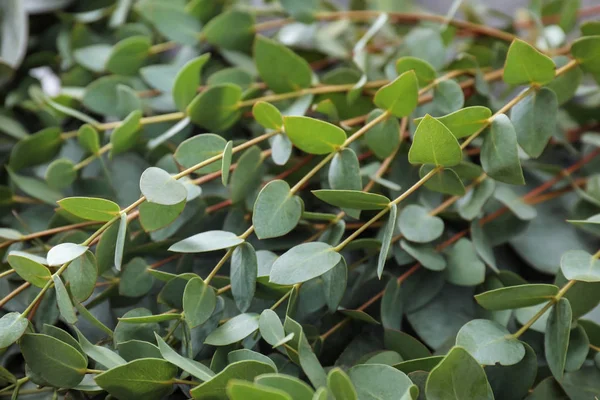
top-left (320, 148), bottom-right (600, 341)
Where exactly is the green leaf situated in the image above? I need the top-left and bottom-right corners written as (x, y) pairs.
top-left (139, 200), bottom-right (185, 232)
top-left (139, 167), bottom-right (187, 206)
top-left (106, 36), bottom-right (150, 75)
top-left (420, 165), bottom-right (465, 196)
top-left (9, 127), bottom-right (62, 171)
top-left (298, 330), bottom-right (327, 388)
top-left (270, 242), bottom-right (342, 285)
top-left (565, 324), bottom-right (589, 372)
top-left (169, 230), bottom-right (244, 253)
top-left (486, 342), bottom-right (537, 400)
top-left (254, 35), bottom-right (312, 94)
top-left (7, 168), bottom-right (62, 205)
top-left (95, 358), bottom-right (177, 400)
top-left (503, 39), bottom-right (556, 85)
top-left (231, 242), bottom-right (258, 312)
top-left (255, 374), bottom-right (315, 399)
top-left (137, 0), bottom-right (201, 45)
top-left (571, 36), bottom-right (600, 83)
top-left (253, 180), bottom-right (302, 239)
top-left (114, 212), bottom-right (127, 271)
top-left (47, 243), bottom-right (88, 267)
top-left (393, 356), bottom-right (443, 374)
top-left (155, 334), bottom-right (214, 381)
top-left (222, 140), bottom-right (233, 185)
top-left (119, 312), bottom-right (181, 324)
top-left (205, 313), bottom-right (259, 346)
top-left (83, 76), bottom-right (132, 117)
top-left (415, 106), bottom-right (492, 139)
top-left (183, 277), bottom-right (216, 328)
top-left (426, 346), bottom-right (494, 400)
top-left (20, 333), bottom-right (86, 388)
top-left (327, 368), bottom-right (357, 400)
top-left (75, 327), bottom-right (126, 369)
top-left (253, 101), bottom-right (283, 130)
top-left (110, 110), bottom-right (142, 156)
top-left (53, 275), bottom-right (77, 324)
top-left (58, 197), bottom-right (121, 222)
top-left (408, 114), bottom-right (462, 167)
top-left (283, 116), bottom-right (346, 155)
top-left (119, 257), bottom-right (153, 297)
top-left (187, 84), bottom-right (242, 131)
top-left (396, 56), bottom-right (436, 86)
top-left (545, 298), bottom-right (572, 380)
top-left (230, 145), bottom-right (264, 204)
top-left (377, 204), bottom-right (397, 278)
top-left (456, 319), bottom-right (525, 365)
top-left (45, 158), bottom-right (76, 189)
top-left (0, 313), bottom-right (28, 349)
top-left (433, 79), bottom-right (464, 113)
top-left (457, 179), bottom-right (495, 220)
top-left (258, 309), bottom-right (286, 347)
top-left (172, 54), bottom-right (210, 111)
top-left (203, 10), bottom-right (255, 52)
top-left (480, 114), bottom-right (525, 185)
top-left (374, 71), bottom-right (419, 117)
top-left (227, 380), bottom-right (291, 400)
top-left (446, 238), bottom-right (486, 286)
top-left (7, 254), bottom-right (51, 287)
top-left (560, 250), bottom-right (600, 282)
top-left (271, 134), bottom-right (293, 165)
top-left (228, 349), bottom-right (277, 371)
top-left (400, 240), bottom-right (446, 271)
top-left (322, 258), bottom-right (347, 312)
top-left (280, 0), bottom-right (318, 22)
top-left (494, 186), bottom-right (536, 220)
top-left (512, 88), bottom-right (558, 158)
top-left (365, 109), bottom-right (401, 159)
top-left (348, 364), bottom-right (417, 400)
top-left (398, 204), bottom-right (444, 243)
top-left (312, 190), bottom-right (390, 210)
top-left (190, 360), bottom-right (275, 399)
top-left (475, 284), bottom-right (559, 310)
top-left (175, 133), bottom-right (227, 174)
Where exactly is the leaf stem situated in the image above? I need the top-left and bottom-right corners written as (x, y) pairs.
top-left (512, 279), bottom-right (577, 338)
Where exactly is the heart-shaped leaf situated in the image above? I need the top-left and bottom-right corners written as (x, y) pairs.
top-left (561, 250), bottom-right (600, 282)
top-left (139, 167), bottom-right (187, 206)
top-left (456, 319), bottom-right (525, 366)
top-left (398, 204), bottom-right (444, 243)
top-left (408, 114), bottom-right (462, 167)
top-left (253, 180), bottom-right (302, 239)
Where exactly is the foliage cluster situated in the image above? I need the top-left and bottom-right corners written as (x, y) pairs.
top-left (0, 0), bottom-right (600, 399)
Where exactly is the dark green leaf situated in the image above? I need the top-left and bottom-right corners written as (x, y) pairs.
top-left (512, 88), bottom-right (558, 158)
top-left (475, 284), bottom-right (558, 310)
top-left (253, 180), bottom-right (302, 239)
top-left (205, 313), bottom-right (259, 346)
top-left (426, 346), bottom-right (494, 400)
top-left (183, 277), bottom-right (216, 328)
top-left (480, 114), bottom-right (525, 185)
top-left (231, 242), bottom-right (258, 312)
top-left (545, 298), bottom-right (572, 380)
top-left (254, 35), bottom-right (312, 93)
top-left (270, 242), bottom-right (342, 285)
top-left (20, 333), bottom-right (86, 388)
top-left (95, 358), bottom-right (177, 400)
